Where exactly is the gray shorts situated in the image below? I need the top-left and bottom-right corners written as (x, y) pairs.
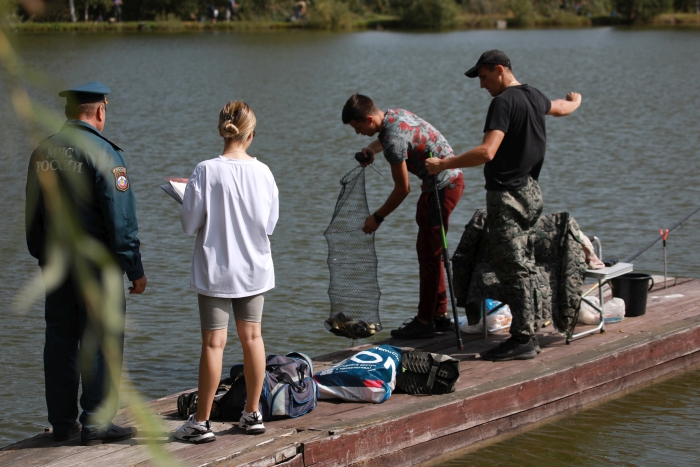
top-left (197, 293), bottom-right (265, 330)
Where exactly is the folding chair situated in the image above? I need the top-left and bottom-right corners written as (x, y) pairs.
top-left (566, 236), bottom-right (633, 344)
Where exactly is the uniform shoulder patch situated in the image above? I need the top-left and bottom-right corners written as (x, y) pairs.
top-left (112, 166), bottom-right (130, 192)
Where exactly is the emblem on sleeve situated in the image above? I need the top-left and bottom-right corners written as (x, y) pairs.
top-left (112, 167), bottom-right (130, 192)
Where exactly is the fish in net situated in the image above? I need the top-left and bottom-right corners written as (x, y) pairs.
top-left (324, 166), bottom-right (382, 339)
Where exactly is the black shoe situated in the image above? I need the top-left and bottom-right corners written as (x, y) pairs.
top-left (433, 315), bottom-right (454, 333)
top-left (390, 317), bottom-right (436, 339)
top-left (81, 423), bottom-right (137, 446)
top-left (480, 337), bottom-right (537, 361)
top-left (532, 336), bottom-right (542, 354)
top-left (53, 421), bottom-right (81, 442)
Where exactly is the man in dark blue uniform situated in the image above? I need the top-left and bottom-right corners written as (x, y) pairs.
top-left (25, 82), bottom-right (147, 445)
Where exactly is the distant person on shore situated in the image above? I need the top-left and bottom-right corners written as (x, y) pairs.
top-left (207, 4), bottom-right (219, 23)
top-left (342, 94), bottom-right (464, 339)
top-left (25, 82), bottom-right (147, 445)
top-left (426, 50), bottom-right (582, 361)
top-left (112, 0), bottom-right (122, 22)
top-left (291, 1), bottom-right (307, 21)
top-left (226, 0), bottom-right (240, 21)
top-left (176, 101), bottom-right (279, 443)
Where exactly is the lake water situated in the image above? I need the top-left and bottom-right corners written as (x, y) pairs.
top-left (1, 28), bottom-right (699, 462)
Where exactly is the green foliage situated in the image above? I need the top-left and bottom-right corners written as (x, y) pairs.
top-left (583, 0), bottom-right (615, 16)
top-left (538, 10), bottom-right (592, 24)
top-left (15, 0), bottom-right (71, 21)
top-left (307, 0), bottom-right (356, 29)
top-left (460, 0), bottom-right (508, 14)
top-left (244, 0), bottom-right (296, 20)
top-left (342, 0), bottom-right (387, 14)
top-left (123, 0), bottom-right (201, 21)
top-left (392, 0), bottom-right (460, 29)
top-left (615, 0), bottom-right (673, 21)
top-left (532, 0), bottom-right (560, 16)
top-left (507, 0), bottom-right (535, 26)
top-left (673, 0), bottom-right (697, 12)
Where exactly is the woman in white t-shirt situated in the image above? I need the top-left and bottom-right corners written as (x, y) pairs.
top-left (176, 101), bottom-right (279, 443)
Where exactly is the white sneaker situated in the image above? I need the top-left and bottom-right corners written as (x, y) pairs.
top-left (174, 414), bottom-right (216, 444)
top-left (239, 410), bottom-right (265, 435)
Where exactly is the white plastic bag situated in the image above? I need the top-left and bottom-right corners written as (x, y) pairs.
top-left (603, 298), bottom-right (625, 323)
top-left (578, 296), bottom-right (625, 324)
top-left (578, 296), bottom-right (601, 324)
top-left (460, 301), bottom-right (512, 334)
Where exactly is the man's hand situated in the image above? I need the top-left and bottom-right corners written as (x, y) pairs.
top-left (362, 215), bottom-right (380, 234)
top-left (356, 147), bottom-right (375, 167)
top-left (425, 157), bottom-right (443, 175)
top-left (129, 275), bottom-right (147, 294)
top-left (566, 92), bottom-right (582, 104)
top-left (549, 93), bottom-right (582, 117)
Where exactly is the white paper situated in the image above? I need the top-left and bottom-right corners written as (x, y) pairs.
top-left (169, 180), bottom-right (186, 201)
top-left (161, 177), bottom-right (189, 204)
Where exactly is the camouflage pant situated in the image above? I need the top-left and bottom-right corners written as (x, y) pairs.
top-left (486, 177), bottom-right (543, 339)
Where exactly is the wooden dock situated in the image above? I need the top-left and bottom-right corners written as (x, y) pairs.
top-left (3, 277), bottom-right (700, 467)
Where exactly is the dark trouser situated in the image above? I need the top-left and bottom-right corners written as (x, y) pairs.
top-left (486, 177), bottom-right (543, 339)
top-left (416, 173), bottom-right (464, 322)
top-left (44, 273), bottom-right (125, 437)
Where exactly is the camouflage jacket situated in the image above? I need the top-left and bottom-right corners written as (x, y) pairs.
top-left (452, 210), bottom-right (587, 336)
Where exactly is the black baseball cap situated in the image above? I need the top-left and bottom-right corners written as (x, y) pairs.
top-left (465, 50), bottom-right (512, 78)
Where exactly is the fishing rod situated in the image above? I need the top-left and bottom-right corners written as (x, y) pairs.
top-left (429, 152), bottom-right (464, 350)
top-left (624, 205), bottom-right (700, 263)
top-left (582, 205), bottom-right (700, 298)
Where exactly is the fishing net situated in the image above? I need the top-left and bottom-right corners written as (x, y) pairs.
top-left (324, 166), bottom-right (382, 339)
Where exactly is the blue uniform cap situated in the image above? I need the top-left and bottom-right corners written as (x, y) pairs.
top-left (59, 81), bottom-right (110, 104)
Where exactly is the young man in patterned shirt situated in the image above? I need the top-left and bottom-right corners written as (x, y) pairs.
top-left (342, 94), bottom-right (464, 339)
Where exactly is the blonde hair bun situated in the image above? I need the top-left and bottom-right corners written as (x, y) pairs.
top-left (218, 101), bottom-right (256, 142)
top-left (222, 122), bottom-right (240, 137)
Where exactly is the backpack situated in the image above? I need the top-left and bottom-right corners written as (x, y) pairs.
top-left (214, 352), bottom-right (318, 422)
top-left (177, 380), bottom-right (231, 420)
top-left (218, 364), bottom-right (253, 421)
top-left (261, 352), bottom-right (318, 421)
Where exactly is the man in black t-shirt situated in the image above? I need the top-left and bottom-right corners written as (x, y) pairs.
top-left (426, 50), bottom-right (582, 361)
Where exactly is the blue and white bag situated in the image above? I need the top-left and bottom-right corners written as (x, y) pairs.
top-left (313, 345), bottom-right (401, 403)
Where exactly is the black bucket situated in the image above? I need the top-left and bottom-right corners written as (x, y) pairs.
top-left (610, 273), bottom-right (654, 317)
